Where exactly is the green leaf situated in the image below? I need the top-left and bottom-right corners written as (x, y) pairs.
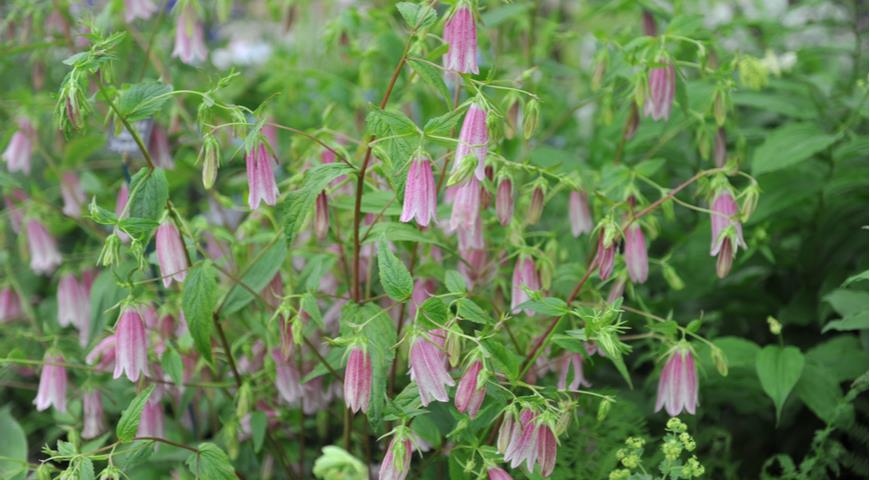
top-left (127, 167), bottom-right (169, 224)
top-left (482, 338), bottom-right (521, 381)
top-left (249, 412), bottom-right (267, 453)
top-left (183, 262), bottom-right (218, 363)
top-left (116, 81), bottom-right (172, 122)
top-left (0, 407), bottom-right (27, 479)
top-left (822, 288), bottom-right (868, 332)
top-left (185, 443), bottom-right (236, 480)
top-left (444, 270), bottom-right (466, 294)
top-left (362, 222), bottom-right (443, 246)
top-left (221, 238), bottom-right (287, 314)
top-left (806, 335), bottom-right (868, 382)
top-left (515, 297), bottom-right (569, 317)
top-left (408, 58), bottom-right (450, 103)
top-left (161, 347), bottom-right (184, 387)
top-left (116, 384), bottom-right (155, 442)
top-left (417, 297), bottom-right (448, 327)
top-left (278, 163), bottom-right (355, 244)
top-left (78, 457), bottom-right (95, 480)
top-left (456, 298), bottom-right (491, 324)
top-left (312, 446), bottom-right (367, 480)
top-left (396, 2), bottom-right (437, 29)
top-left (377, 239), bottom-right (413, 301)
top-left (755, 345), bottom-right (805, 424)
top-left (423, 109), bottom-right (464, 137)
top-left (794, 361), bottom-right (843, 423)
top-left (751, 123), bottom-right (840, 175)
top-left (358, 305), bottom-right (397, 422)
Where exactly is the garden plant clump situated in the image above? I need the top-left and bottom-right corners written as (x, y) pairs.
top-left (0, 1), bottom-right (867, 479)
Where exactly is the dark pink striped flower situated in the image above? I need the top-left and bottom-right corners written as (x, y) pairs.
top-left (246, 142), bottom-right (278, 209)
top-left (453, 104), bottom-right (488, 181)
top-left (86, 335), bottom-right (116, 372)
top-left (314, 191), bottom-right (330, 240)
top-left (156, 220), bottom-right (188, 287)
top-left (2, 119), bottom-right (33, 174)
top-left (511, 256), bottom-right (541, 315)
top-left (455, 360), bottom-right (486, 418)
top-left (26, 219), bottom-right (62, 275)
top-left (400, 156), bottom-right (437, 227)
top-left (449, 177), bottom-right (481, 232)
top-left (503, 409), bottom-right (539, 471)
top-left (624, 224), bottom-right (648, 284)
top-left (0, 287), bottom-right (22, 322)
top-left (536, 423), bottom-right (558, 477)
top-left (655, 346), bottom-right (698, 416)
top-left (593, 232), bottom-right (616, 280)
top-left (378, 436), bottom-right (412, 480)
top-left (34, 353), bottom-right (67, 412)
top-left (643, 62), bottom-right (676, 121)
top-left (443, 5), bottom-right (478, 75)
top-left (496, 177), bottom-right (514, 226)
top-left (60, 172), bottom-right (86, 218)
top-left (527, 186), bottom-right (545, 225)
top-left (710, 189), bottom-right (746, 278)
top-left (557, 353), bottom-right (591, 390)
top-left (488, 467), bottom-right (513, 480)
top-left (57, 273), bottom-right (90, 345)
top-left (409, 332), bottom-right (455, 406)
top-left (82, 389), bottom-right (105, 439)
top-left (344, 346), bottom-right (372, 414)
top-left (172, 4), bottom-right (207, 65)
top-left (568, 191), bottom-right (593, 237)
top-left (114, 183), bottom-right (130, 242)
top-left (113, 308), bottom-right (149, 382)
top-left (137, 398), bottom-right (165, 438)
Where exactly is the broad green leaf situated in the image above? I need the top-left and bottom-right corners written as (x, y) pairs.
top-left (806, 335), bottom-right (868, 382)
top-left (444, 270), bottom-right (466, 294)
top-left (357, 304), bottom-right (397, 422)
top-left (423, 109), bottom-right (464, 137)
top-left (515, 297), bottom-right (569, 317)
top-left (278, 163), bottom-right (355, 244)
top-left (713, 336), bottom-right (760, 370)
top-left (249, 412), bottom-right (267, 453)
top-left (481, 338), bottom-right (521, 381)
top-left (312, 446), bottom-right (367, 480)
top-left (752, 123), bottom-right (839, 175)
top-left (116, 384), bottom-right (155, 442)
top-left (794, 361), bottom-right (843, 423)
top-left (221, 238), bottom-right (287, 314)
top-left (0, 407), bottom-right (27, 479)
top-left (362, 222), bottom-right (443, 246)
top-left (185, 443), bottom-right (236, 480)
top-left (456, 298), bottom-right (491, 324)
top-left (755, 345), bottom-right (804, 423)
top-left (127, 167), bottom-right (169, 223)
top-left (417, 297), bottom-right (448, 327)
top-left (408, 58), bottom-right (450, 103)
top-left (396, 2), bottom-right (437, 29)
top-left (821, 288), bottom-right (868, 332)
top-left (183, 262), bottom-right (218, 363)
top-left (116, 81), bottom-right (172, 122)
top-left (377, 239), bottom-right (413, 301)
top-left (161, 347), bottom-right (184, 387)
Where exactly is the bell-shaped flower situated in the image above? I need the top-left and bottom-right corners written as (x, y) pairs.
top-left (113, 308), bottom-right (149, 382)
top-left (655, 345), bottom-right (699, 416)
top-left (400, 156), bottom-right (437, 227)
top-left (34, 353), bottom-right (67, 412)
top-left (443, 4), bottom-right (479, 75)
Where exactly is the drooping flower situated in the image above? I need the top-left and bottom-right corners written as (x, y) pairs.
top-left (455, 360), bottom-right (486, 418)
top-left (497, 410), bottom-right (516, 454)
top-left (34, 353), bottom-right (67, 412)
top-left (593, 232), bottom-right (617, 280)
top-left (642, 9), bottom-right (657, 36)
top-left (137, 398), bottom-right (165, 438)
top-left (148, 123), bottom-right (174, 169)
top-left (624, 224), bottom-right (649, 284)
top-left (488, 467), bottom-right (513, 480)
top-left (114, 183), bottom-right (130, 242)
top-left (4, 189), bottom-right (27, 234)
top-left (26, 219), bottom-right (62, 275)
top-left (557, 353), bottom-right (591, 390)
top-left (314, 191), bottom-right (330, 240)
top-left (378, 436), bottom-right (413, 480)
top-left (245, 142), bottom-right (279, 209)
top-left (511, 255), bottom-right (541, 315)
top-left (526, 186), bottom-right (545, 225)
top-left (2, 119), bottom-right (33, 174)
top-left (714, 127), bottom-right (727, 167)
top-left (655, 346), bottom-right (698, 416)
top-left (156, 220), bottom-right (188, 287)
top-left (449, 177), bottom-right (481, 232)
top-left (273, 348), bottom-right (304, 404)
top-left (607, 276), bottom-right (627, 304)
top-left (0, 287), bottom-right (22, 322)
top-left (60, 172), bottom-right (86, 218)
top-left (503, 409), bottom-right (539, 471)
top-left (400, 156), bottom-right (437, 227)
top-left (343, 346), bottom-right (372, 414)
top-left (86, 335), bottom-right (117, 372)
top-left (409, 332), bottom-right (455, 406)
top-left (113, 308), bottom-right (149, 382)
top-left (453, 104), bottom-right (488, 181)
top-left (124, 0), bottom-right (157, 22)
top-left (443, 4), bottom-right (478, 74)
top-left (410, 278), bottom-right (436, 319)
top-left (57, 273), bottom-right (90, 345)
top-left (457, 214), bottom-right (485, 251)
top-left (82, 389), bottom-right (105, 439)
top-left (643, 62), bottom-right (676, 121)
top-left (495, 177), bottom-right (514, 225)
top-left (536, 423), bottom-right (558, 477)
top-left (710, 189), bottom-right (746, 278)
top-left (568, 191), bottom-right (593, 237)
top-left (172, 4), bottom-right (207, 65)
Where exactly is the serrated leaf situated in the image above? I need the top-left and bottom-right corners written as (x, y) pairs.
top-left (278, 163), bottom-right (355, 244)
top-left (795, 361), bottom-right (843, 423)
top-left (756, 345), bottom-right (804, 424)
top-left (456, 298), bottom-right (491, 324)
top-left (185, 443), bottom-right (236, 480)
top-left (357, 305), bottom-right (397, 422)
top-left (221, 238), bottom-right (287, 314)
top-left (396, 2), bottom-right (437, 29)
top-left (444, 270), bottom-right (466, 294)
top-left (482, 339), bottom-right (521, 381)
top-left (515, 297), bottom-right (569, 317)
top-left (116, 81), bottom-right (172, 122)
top-left (417, 297), bottom-right (448, 328)
top-left (408, 58), bottom-right (450, 103)
top-left (377, 239), bottom-right (413, 301)
top-left (116, 384), bottom-right (155, 442)
top-left (183, 262), bottom-right (218, 363)
top-left (249, 412), bottom-right (267, 453)
top-left (161, 347), bottom-right (184, 386)
top-left (424, 109), bottom-right (464, 137)
top-left (127, 167), bottom-right (168, 223)
top-left (0, 408), bottom-right (27, 479)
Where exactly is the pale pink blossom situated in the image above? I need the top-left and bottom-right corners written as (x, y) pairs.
top-left (273, 348), bottom-right (304, 404)
top-left (454, 360), bottom-right (485, 418)
top-left (245, 142), bottom-right (278, 209)
top-left (343, 346), bottom-right (372, 414)
top-left (443, 5), bottom-right (478, 74)
top-left (82, 390), bottom-right (105, 439)
top-left (453, 104), bottom-right (488, 181)
top-left (624, 224), bottom-right (648, 284)
top-left (710, 190), bottom-right (746, 278)
top-left (137, 398), bottom-right (165, 438)
top-left (26, 220), bottom-right (62, 275)
top-left (378, 436), bottom-right (412, 480)
top-left (113, 308), bottom-right (149, 382)
top-left (156, 220), bottom-right (188, 287)
top-left (495, 178), bottom-right (513, 226)
top-left (643, 63), bottom-right (676, 121)
top-left (2, 119), bottom-right (33, 174)
top-left (400, 157), bottom-right (437, 227)
top-left (60, 172), bottom-right (86, 218)
top-left (568, 191), bottom-right (593, 237)
top-left (511, 256), bottom-right (541, 315)
top-left (34, 353), bottom-right (67, 412)
top-left (409, 333), bottom-right (455, 406)
top-left (655, 347), bottom-right (698, 416)
top-left (172, 4), bottom-right (207, 65)
top-left (449, 177), bottom-right (481, 232)
top-left (0, 287), bottom-right (22, 322)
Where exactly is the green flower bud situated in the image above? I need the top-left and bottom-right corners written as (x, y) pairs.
top-left (523, 99), bottom-right (540, 140)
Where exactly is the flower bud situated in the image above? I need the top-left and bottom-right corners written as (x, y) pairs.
top-left (200, 137), bottom-right (219, 189)
top-left (523, 99), bottom-right (539, 140)
top-left (526, 185), bottom-right (545, 225)
top-left (98, 233), bottom-right (122, 267)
